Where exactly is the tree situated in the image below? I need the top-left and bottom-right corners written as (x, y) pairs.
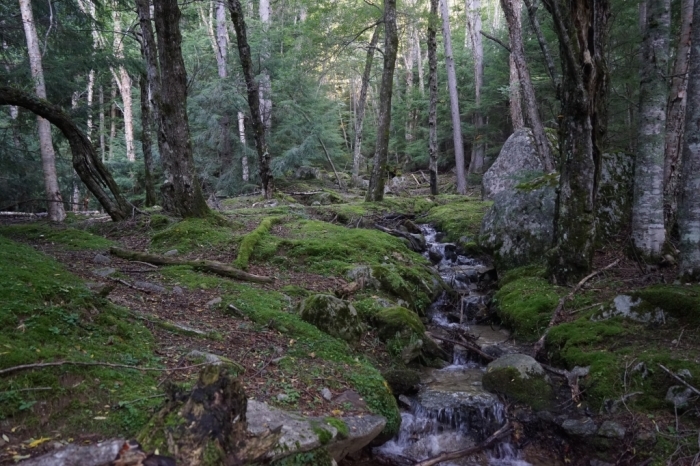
top-left (501, 0), bottom-right (554, 171)
top-left (543, 0), bottom-right (610, 284)
top-left (631, 0), bottom-right (671, 261)
top-left (428, 0), bottom-right (439, 195)
top-left (352, 24), bottom-right (381, 184)
top-left (0, 86), bottom-right (129, 221)
top-left (19, 0), bottom-right (66, 222)
top-left (136, 0), bottom-right (210, 216)
top-left (677, 0), bottom-right (700, 280)
top-left (466, 0), bottom-right (485, 174)
top-left (439, 0), bottom-right (467, 194)
top-left (227, 0), bottom-right (274, 198)
top-left (365, 0), bottom-right (399, 202)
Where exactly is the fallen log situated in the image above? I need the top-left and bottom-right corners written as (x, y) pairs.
top-left (414, 422), bottom-right (512, 466)
top-left (109, 247), bottom-right (275, 284)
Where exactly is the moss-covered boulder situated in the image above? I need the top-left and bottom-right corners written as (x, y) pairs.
top-left (298, 294), bottom-right (364, 343)
top-left (374, 306), bottom-right (425, 341)
top-left (482, 353), bottom-right (553, 410)
top-left (381, 368), bottom-right (421, 396)
top-left (374, 307), bottom-right (444, 364)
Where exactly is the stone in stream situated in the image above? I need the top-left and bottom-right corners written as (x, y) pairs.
top-left (482, 353), bottom-right (554, 410)
top-left (298, 294), bottom-right (363, 343)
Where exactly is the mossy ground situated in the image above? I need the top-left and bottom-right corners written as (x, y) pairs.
top-left (420, 196), bottom-right (493, 242)
top-left (0, 223), bottom-right (115, 250)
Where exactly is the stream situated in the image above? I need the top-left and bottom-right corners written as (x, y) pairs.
top-left (373, 225), bottom-right (531, 466)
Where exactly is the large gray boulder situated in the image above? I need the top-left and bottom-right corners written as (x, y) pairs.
top-left (298, 294), bottom-right (364, 342)
top-left (482, 128), bottom-right (546, 200)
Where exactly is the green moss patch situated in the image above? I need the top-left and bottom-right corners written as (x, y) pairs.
top-left (0, 223), bottom-right (114, 250)
top-left (421, 198), bottom-right (493, 242)
top-left (632, 285), bottom-right (700, 325)
top-left (482, 366), bottom-right (553, 410)
top-left (374, 307), bottom-right (425, 341)
top-left (150, 216), bottom-right (238, 253)
top-left (493, 277), bottom-right (561, 340)
top-left (234, 217), bottom-right (282, 270)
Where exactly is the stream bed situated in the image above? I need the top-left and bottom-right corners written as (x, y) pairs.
top-left (372, 225), bottom-right (531, 466)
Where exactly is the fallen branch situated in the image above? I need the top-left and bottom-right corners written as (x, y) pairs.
top-left (534, 259), bottom-right (620, 356)
top-left (374, 223), bottom-right (424, 252)
top-left (0, 360), bottom-right (211, 377)
top-left (109, 277), bottom-right (152, 294)
top-left (659, 364), bottom-right (700, 396)
top-left (428, 333), bottom-right (495, 362)
top-left (414, 422), bottom-right (512, 466)
top-left (109, 247), bottom-right (274, 284)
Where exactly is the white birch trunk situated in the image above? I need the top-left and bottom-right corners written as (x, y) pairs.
top-left (508, 0), bottom-right (524, 130)
top-left (631, 0), bottom-right (670, 260)
top-left (111, 8), bottom-right (135, 162)
top-left (19, 0), bottom-right (66, 221)
top-left (238, 111), bottom-right (249, 181)
top-left (440, 0), bottom-right (467, 194)
top-left (259, 0), bottom-right (272, 130)
top-left (466, 0), bottom-right (485, 174)
top-left (99, 85), bottom-right (105, 162)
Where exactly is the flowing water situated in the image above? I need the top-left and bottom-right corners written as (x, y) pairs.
top-left (373, 225), bottom-right (530, 466)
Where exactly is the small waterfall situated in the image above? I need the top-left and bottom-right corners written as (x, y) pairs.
top-left (374, 225), bottom-right (529, 466)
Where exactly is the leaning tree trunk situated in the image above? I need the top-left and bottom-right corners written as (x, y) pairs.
top-left (352, 24), bottom-right (381, 184)
top-left (501, 0), bottom-right (555, 171)
top-left (543, 0), bottom-right (610, 284)
top-left (19, 0), bottom-right (66, 222)
top-left (677, 0), bottom-right (700, 280)
top-left (365, 0), bottom-right (399, 202)
top-left (150, 0), bottom-right (210, 217)
top-left (428, 0), bottom-right (440, 195)
top-left (631, 0), bottom-right (671, 261)
top-left (0, 87), bottom-right (129, 221)
top-left (664, 0), bottom-right (694, 229)
top-left (228, 0), bottom-right (274, 198)
top-left (439, 0), bottom-right (467, 194)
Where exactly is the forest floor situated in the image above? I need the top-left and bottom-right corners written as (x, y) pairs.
top-left (0, 173), bottom-right (699, 465)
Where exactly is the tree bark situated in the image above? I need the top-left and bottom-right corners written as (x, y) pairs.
top-left (227, 0), bottom-right (274, 198)
top-left (99, 85), bottom-right (105, 161)
top-left (137, 0), bottom-right (210, 217)
top-left (631, 0), bottom-right (671, 260)
top-left (523, 0), bottom-right (560, 92)
top-left (138, 71), bottom-right (157, 207)
top-left (439, 0), bottom-right (467, 194)
top-left (238, 111), bottom-right (249, 181)
top-left (111, 7), bottom-right (136, 163)
top-left (663, 0), bottom-right (694, 229)
top-left (352, 24), bottom-right (381, 184)
top-left (501, 0), bottom-right (555, 171)
top-left (0, 86), bottom-right (129, 221)
top-left (466, 0), bottom-right (485, 174)
top-left (258, 0), bottom-right (272, 131)
top-left (508, 0), bottom-right (525, 131)
top-left (365, 0), bottom-right (399, 202)
top-left (428, 0), bottom-right (439, 195)
top-left (543, 0), bottom-right (610, 284)
top-left (677, 0), bottom-right (700, 280)
top-left (215, 0), bottom-right (233, 168)
top-left (19, 0), bottom-right (66, 222)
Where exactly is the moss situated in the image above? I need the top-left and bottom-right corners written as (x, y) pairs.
top-left (632, 284), bottom-right (700, 325)
top-left (0, 223), bottom-right (114, 250)
top-left (151, 217), bottom-right (237, 253)
top-left (272, 448), bottom-right (334, 466)
top-left (311, 424), bottom-right (333, 445)
top-left (421, 198), bottom-right (493, 242)
top-left (493, 277), bottom-right (561, 340)
top-left (374, 306), bottom-right (425, 341)
top-left (498, 264), bottom-right (547, 287)
top-left (371, 264), bottom-right (437, 314)
top-left (482, 366), bottom-right (553, 410)
top-left (148, 214), bottom-right (172, 230)
top-left (234, 217), bottom-right (282, 270)
top-left (324, 417), bottom-right (349, 438)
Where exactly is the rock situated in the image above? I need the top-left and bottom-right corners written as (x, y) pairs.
top-left (186, 350), bottom-right (223, 365)
top-left (206, 297), bottom-right (222, 307)
top-left (334, 390), bottom-right (369, 411)
top-left (591, 295), bottom-right (666, 323)
top-left (92, 253), bottom-right (111, 265)
top-left (560, 417), bottom-right (598, 437)
top-left (428, 249), bottom-right (444, 264)
top-left (298, 294), bottom-right (364, 343)
top-left (309, 191), bottom-right (343, 205)
top-left (134, 281), bottom-right (167, 294)
top-left (294, 166), bottom-right (321, 180)
top-left (597, 420), bottom-right (626, 439)
top-left (666, 385), bottom-right (694, 409)
top-left (163, 249), bottom-right (179, 257)
top-left (91, 267), bottom-right (116, 278)
top-left (374, 306), bottom-right (425, 341)
top-left (276, 393), bottom-right (289, 402)
top-left (596, 152), bottom-right (633, 241)
top-left (482, 354), bottom-right (553, 410)
top-left (246, 399), bottom-right (385, 462)
top-left (482, 128), bottom-right (548, 200)
top-left (17, 439), bottom-right (124, 466)
top-left (172, 286), bottom-right (184, 295)
top-left (382, 368), bottom-right (421, 396)
top-left (345, 266), bottom-right (381, 289)
top-left (321, 387), bottom-right (333, 401)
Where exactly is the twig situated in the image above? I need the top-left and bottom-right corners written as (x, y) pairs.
top-left (109, 277), bottom-right (152, 294)
top-left (568, 302), bottom-right (603, 315)
top-left (534, 259), bottom-right (620, 356)
top-left (414, 422), bottom-right (512, 466)
top-left (428, 333), bottom-right (495, 362)
top-left (480, 30), bottom-right (511, 52)
top-left (128, 260), bottom-right (158, 269)
top-left (658, 364), bottom-right (700, 396)
top-left (0, 360), bottom-right (210, 377)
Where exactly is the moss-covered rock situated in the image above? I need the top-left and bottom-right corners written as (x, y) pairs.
top-left (493, 276), bottom-right (561, 340)
top-left (421, 198), bottom-right (493, 242)
top-left (298, 294), bottom-right (364, 343)
top-left (374, 306), bottom-right (425, 341)
top-left (381, 368), bottom-right (421, 396)
top-left (482, 354), bottom-right (553, 410)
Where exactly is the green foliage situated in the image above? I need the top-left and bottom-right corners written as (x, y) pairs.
top-left (0, 223), bottom-right (114, 250)
top-left (324, 417), bottom-right (349, 438)
top-left (234, 217), bottom-right (282, 269)
top-left (421, 198), bottom-right (493, 242)
top-left (493, 277), bottom-right (561, 340)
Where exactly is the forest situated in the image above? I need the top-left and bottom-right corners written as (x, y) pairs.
top-left (1, 0), bottom-right (700, 464)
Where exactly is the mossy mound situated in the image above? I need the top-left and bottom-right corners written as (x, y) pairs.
top-left (374, 306), bottom-right (425, 341)
top-left (298, 294), bottom-right (364, 343)
top-left (421, 197), bottom-right (493, 242)
top-left (482, 355), bottom-right (553, 410)
top-left (150, 216), bottom-right (238, 253)
top-left (632, 284), bottom-right (700, 326)
top-left (234, 216), bottom-right (282, 270)
top-left (381, 368), bottom-right (421, 396)
top-left (0, 223), bottom-right (114, 250)
top-left (493, 276), bottom-right (561, 340)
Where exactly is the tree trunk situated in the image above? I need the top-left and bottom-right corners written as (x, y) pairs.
top-left (227, 0), bottom-right (274, 198)
top-left (664, 0), bottom-right (694, 229)
top-left (501, 0), bottom-right (555, 171)
top-left (543, 0), bottom-right (610, 284)
top-left (138, 71), bottom-right (157, 207)
top-left (677, 0), bottom-right (700, 280)
top-left (19, 0), bottom-right (66, 222)
top-left (109, 82), bottom-right (117, 161)
top-left (508, 0), bottom-right (525, 131)
top-left (466, 0), bottom-right (485, 174)
top-left (238, 111), bottom-right (249, 181)
top-left (215, 0), bottom-right (233, 167)
top-left (428, 0), bottom-right (439, 195)
top-left (439, 0), bottom-right (467, 194)
top-left (99, 85), bottom-right (105, 161)
top-left (258, 0), bottom-right (272, 130)
top-left (631, 0), bottom-right (671, 260)
top-left (365, 0), bottom-right (399, 201)
top-left (150, 0), bottom-right (210, 217)
top-left (353, 24), bottom-right (381, 184)
top-left (111, 7), bottom-right (136, 163)
top-left (523, 0), bottom-right (560, 92)
top-left (0, 86), bottom-right (129, 221)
